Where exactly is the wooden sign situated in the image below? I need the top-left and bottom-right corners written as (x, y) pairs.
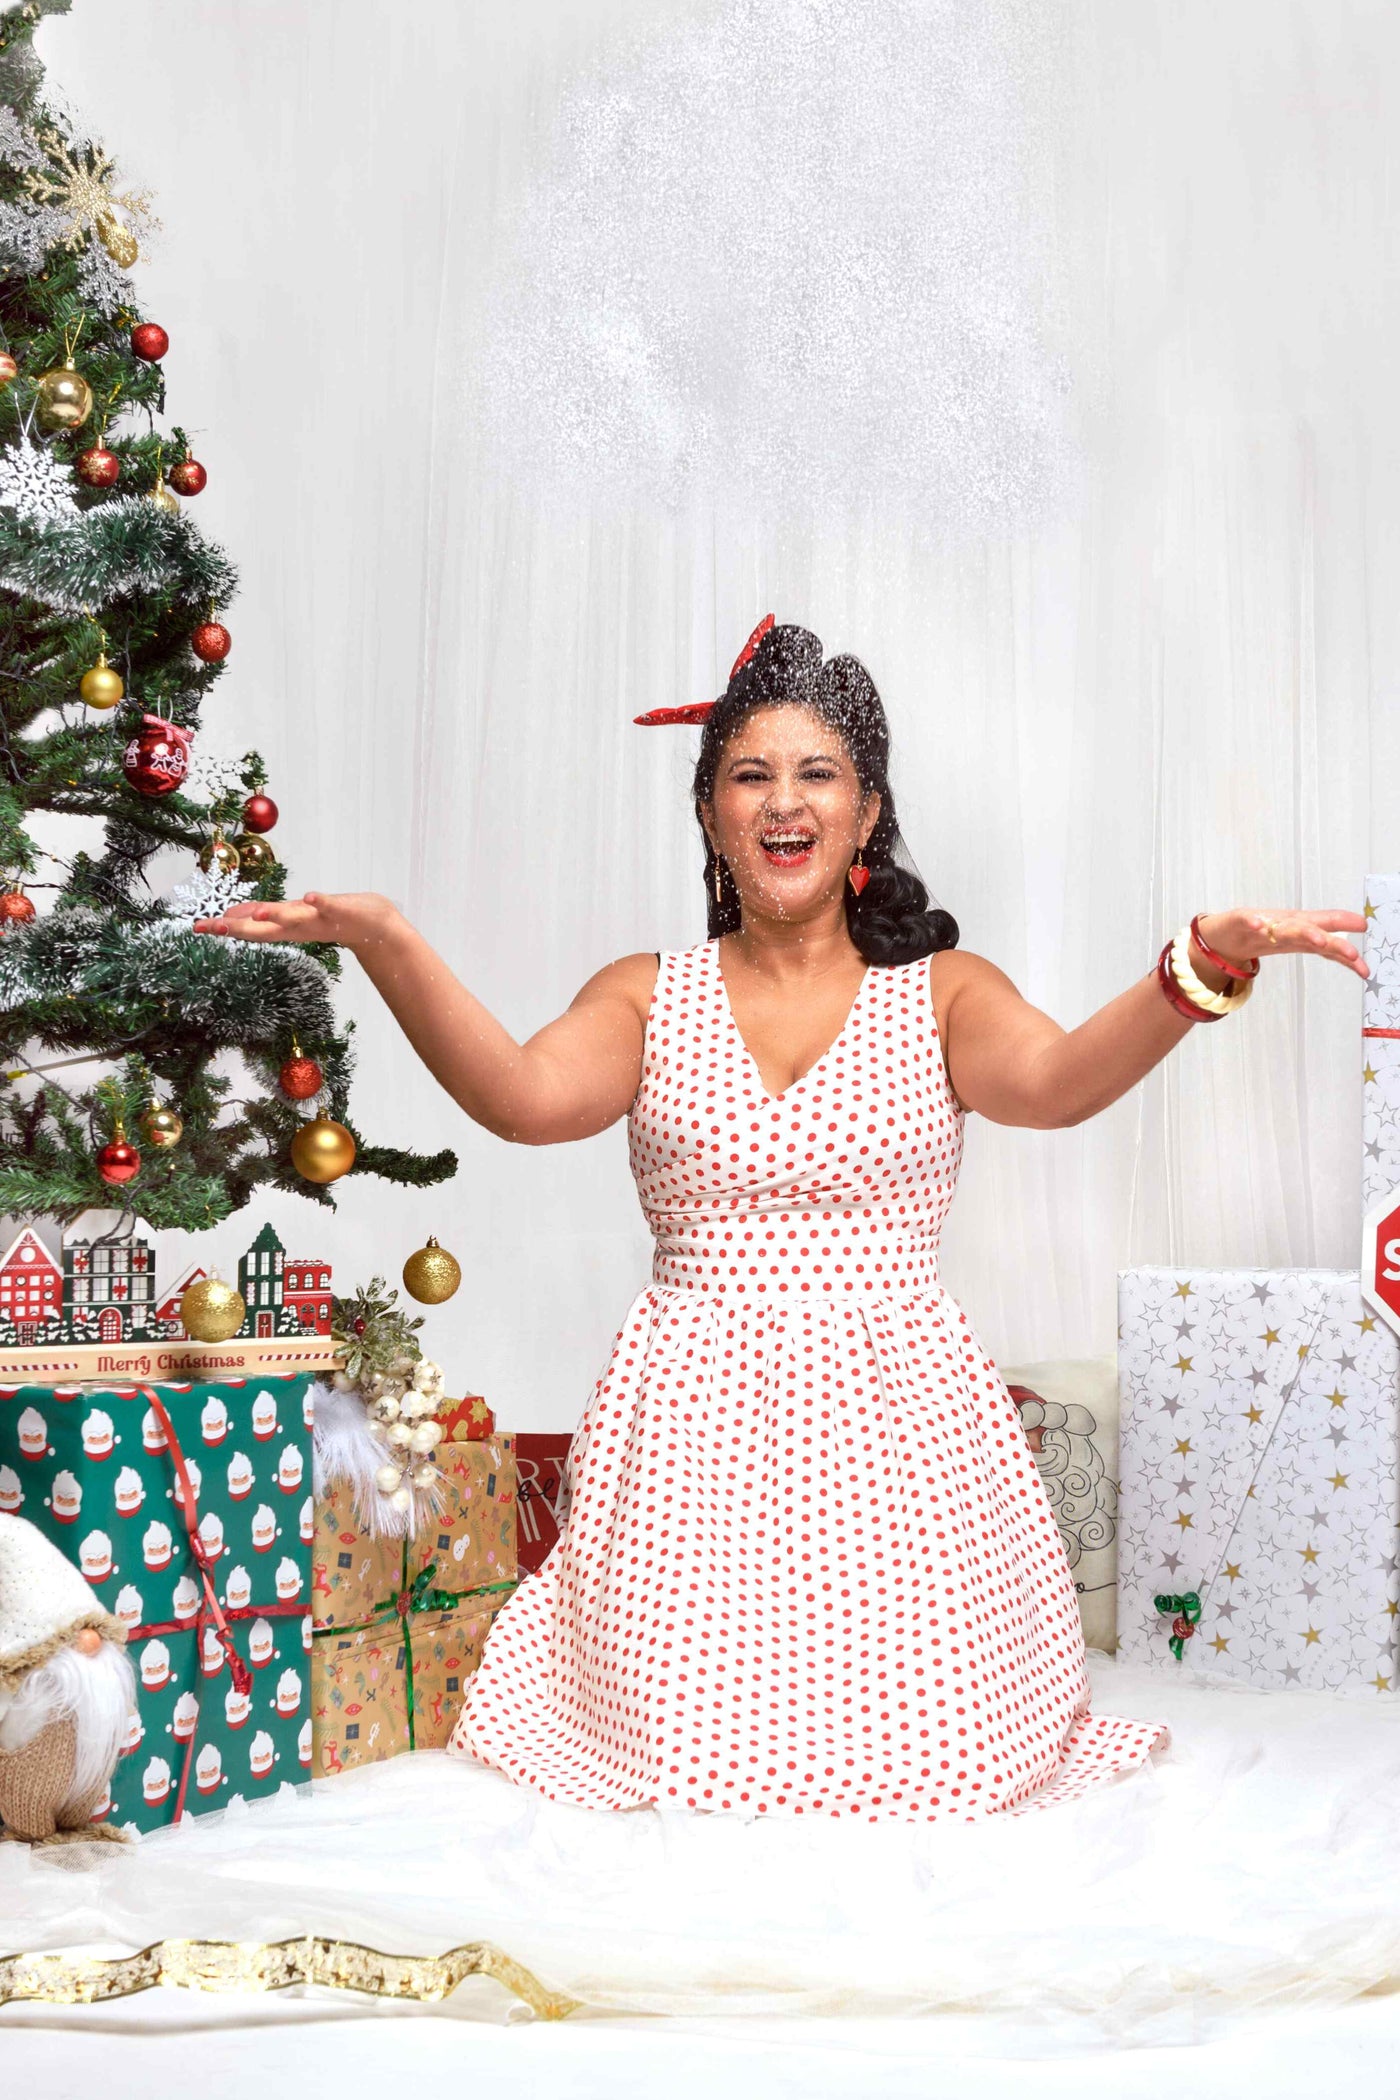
top-left (0, 1333), bottom-right (343, 1387)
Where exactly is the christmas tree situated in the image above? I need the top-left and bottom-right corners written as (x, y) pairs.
top-left (0, 3), bottom-right (455, 1229)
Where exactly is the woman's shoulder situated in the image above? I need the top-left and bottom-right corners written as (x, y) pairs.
top-left (568, 949), bottom-right (663, 1027)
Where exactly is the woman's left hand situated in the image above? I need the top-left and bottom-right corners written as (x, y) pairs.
top-left (1195, 908), bottom-right (1370, 982)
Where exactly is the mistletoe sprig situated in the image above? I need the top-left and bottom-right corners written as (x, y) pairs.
top-left (330, 1274), bottom-right (424, 1385)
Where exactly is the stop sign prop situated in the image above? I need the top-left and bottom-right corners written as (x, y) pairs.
top-left (1362, 1186), bottom-right (1400, 1339)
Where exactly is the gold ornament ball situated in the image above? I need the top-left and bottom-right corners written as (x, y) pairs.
top-left (34, 362), bottom-right (93, 432)
top-left (96, 208), bottom-right (139, 267)
top-left (198, 833), bottom-right (240, 876)
top-left (149, 473), bottom-right (180, 514)
top-left (79, 653), bottom-right (124, 709)
top-left (402, 1235), bottom-right (462, 1305)
top-left (232, 832), bottom-right (277, 875)
top-left (179, 1275), bottom-right (246, 1342)
top-left (140, 1103), bottom-right (184, 1149)
top-left (290, 1115), bottom-right (356, 1184)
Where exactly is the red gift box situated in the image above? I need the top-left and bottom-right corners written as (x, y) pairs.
top-left (437, 1395), bottom-right (496, 1442)
top-left (513, 1432), bottom-right (573, 1573)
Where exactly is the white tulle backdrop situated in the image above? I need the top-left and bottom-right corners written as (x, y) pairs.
top-left (30, 0), bottom-right (1400, 1427)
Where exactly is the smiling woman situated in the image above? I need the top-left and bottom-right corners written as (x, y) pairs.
top-left (193, 614), bottom-right (1366, 1826)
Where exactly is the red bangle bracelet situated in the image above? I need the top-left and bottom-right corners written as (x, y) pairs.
top-left (1189, 914), bottom-right (1260, 980)
top-left (1156, 941), bottom-right (1224, 1022)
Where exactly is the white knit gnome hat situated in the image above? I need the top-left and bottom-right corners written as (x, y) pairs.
top-left (0, 1515), bottom-right (127, 1694)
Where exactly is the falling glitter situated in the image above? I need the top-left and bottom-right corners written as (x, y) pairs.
top-left (467, 0), bottom-right (1074, 524)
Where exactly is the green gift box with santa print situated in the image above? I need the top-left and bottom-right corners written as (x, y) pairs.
top-left (0, 1374), bottom-right (315, 1835)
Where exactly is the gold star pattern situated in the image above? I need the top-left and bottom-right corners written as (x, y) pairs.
top-left (1261, 1328), bottom-right (1281, 1346)
top-left (1358, 1314), bottom-right (1378, 1333)
top-left (1210, 1635), bottom-right (1230, 1654)
top-left (1245, 1484), bottom-right (1256, 1499)
top-left (1386, 1600), bottom-right (1399, 1620)
top-left (1174, 1511), bottom-right (1193, 1530)
top-left (1300, 1545), bottom-right (1320, 1564)
top-left (1224, 1562), bottom-right (1242, 1581)
top-left (1173, 1354), bottom-right (1193, 1374)
top-left (1173, 1437), bottom-right (1193, 1456)
top-left (1364, 1063), bottom-right (1378, 1085)
top-left (1173, 1280), bottom-right (1194, 1300)
top-left (1364, 897), bottom-right (1376, 919)
top-left (1327, 1389), bottom-right (1347, 1409)
top-left (1297, 1341), bottom-right (1311, 1358)
top-left (1243, 1404), bottom-right (1264, 1425)
top-left (1374, 1672), bottom-right (1392, 1692)
top-left (1329, 1470), bottom-right (1349, 1490)
top-left (1303, 1626), bottom-right (1322, 1645)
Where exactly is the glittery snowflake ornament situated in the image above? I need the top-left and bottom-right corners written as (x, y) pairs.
top-left (0, 434), bottom-right (76, 523)
top-left (159, 864), bottom-right (251, 928)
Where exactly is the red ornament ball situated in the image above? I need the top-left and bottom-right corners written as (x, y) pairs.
top-left (98, 1136), bottom-right (141, 1186)
top-left (76, 444), bottom-right (121, 489)
top-left (279, 1052), bottom-right (324, 1101)
top-left (191, 621), bottom-right (230, 664)
top-left (131, 322), bottom-right (169, 362)
top-left (0, 353), bottom-right (16, 386)
top-left (241, 792), bottom-right (278, 834)
top-left (122, 713), bottom-right (192, 798)
top-left (0, 889), bottom-right (36, 930)
top-left (170, 455), bottom-right (207, 496)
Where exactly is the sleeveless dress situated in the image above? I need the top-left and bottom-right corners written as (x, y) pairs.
top-left (447, 940), bottom-right (1170, 1821)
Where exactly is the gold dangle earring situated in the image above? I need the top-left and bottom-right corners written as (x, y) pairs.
top-left (714, 853), bottom-right (724, 904)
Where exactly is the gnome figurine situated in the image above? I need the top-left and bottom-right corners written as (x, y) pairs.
top-left (0, 1514), bottom-right (135, 1843)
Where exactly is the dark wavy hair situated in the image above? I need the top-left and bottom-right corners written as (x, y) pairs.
top-left (691, 622), bottom-right (959, 967)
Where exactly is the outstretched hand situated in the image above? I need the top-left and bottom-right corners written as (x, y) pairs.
top-left (1196, 908), bottom-right (1370, 980)
top-left (193, 890), bottom-right (396, 952)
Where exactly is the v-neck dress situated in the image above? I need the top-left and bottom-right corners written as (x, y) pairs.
top-left (447, 939), bottom-right (1169, 1821)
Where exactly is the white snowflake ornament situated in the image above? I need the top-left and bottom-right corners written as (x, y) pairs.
top-left (159, 864), bottom-right (252, 928)
top-left (0, 435), bottom-right (77, 524)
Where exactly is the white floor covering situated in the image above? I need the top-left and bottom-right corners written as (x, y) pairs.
top-left (6, 1650), bottom-right (1400, 2093)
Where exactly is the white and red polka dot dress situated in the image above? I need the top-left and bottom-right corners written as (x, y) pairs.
top-left (448, 940), bottom-right (1169, 1820)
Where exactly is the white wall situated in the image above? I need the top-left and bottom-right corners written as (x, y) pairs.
top-left (31, 0), bottom-right (1400, 1426)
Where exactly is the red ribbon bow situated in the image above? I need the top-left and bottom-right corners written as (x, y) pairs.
top-left (634, 614), bottom-right (775, 726)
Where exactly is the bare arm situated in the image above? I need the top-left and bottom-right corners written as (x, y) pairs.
top-left (942, 908), bottom-right (1369, 1130)
top-left (194, 892), bottom-right (656, 1145)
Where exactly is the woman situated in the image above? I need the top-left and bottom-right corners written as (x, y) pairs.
top-left (197, 617), bottom-right (1368, 1823)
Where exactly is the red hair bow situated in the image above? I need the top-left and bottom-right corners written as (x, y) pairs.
top-left (634, 614), bottom-right (775, 726)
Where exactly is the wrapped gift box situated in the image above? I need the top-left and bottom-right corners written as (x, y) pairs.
top-left (1116, 1268), bottom-right (1400, 1692)
top-left (437, 1394), bottom-right (496, 1441)
top-left (311, 1435), bottom-right (518, 1775)
top-left (513, 1431), bottom-right (574, 1574)
top-left (0, 1373), bottom-right (316, 1833)
top-left (1363, 872), bottom-right (1400, 1212)
top-left (1003, 1360), bottom-right (1121, 1654)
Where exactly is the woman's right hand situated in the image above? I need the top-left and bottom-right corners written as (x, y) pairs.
top-left (194, 889), bottom-right (399, 954)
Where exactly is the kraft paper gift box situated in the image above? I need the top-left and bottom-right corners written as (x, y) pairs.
top-left (1116, 1268), bottom-right (1400, 1692)
top-left (312, 1436), bottom-right (518, 1775)
top-left (0, 1374), bottom-right (316, 1833)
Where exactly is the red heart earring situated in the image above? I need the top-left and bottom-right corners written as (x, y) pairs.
top-left (847, 848), bottom-right (870, 897)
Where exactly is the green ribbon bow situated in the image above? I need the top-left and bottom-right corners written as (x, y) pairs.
top-left (1153, 1589), bottom-right (1202, 1661)
top-left (315, 1537), bottom-right (520, 1746)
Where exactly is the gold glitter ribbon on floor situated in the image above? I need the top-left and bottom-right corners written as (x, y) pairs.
top-left (0, 1934), bottom-right (583, 2016)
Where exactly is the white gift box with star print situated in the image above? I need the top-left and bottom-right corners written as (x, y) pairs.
top-left (1116, 1267), bottom-right (1400, 1694)
top-left (1363, 872), bottom-right (1400, 1214)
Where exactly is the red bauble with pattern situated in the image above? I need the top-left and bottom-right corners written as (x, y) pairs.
top-left (131, 322), bottom-right (169, 362)
top-left (0, 889), bottom-right (36, 930)
top-left (241, 792), bottom-right (278, 834)
top-left (98, 1137), bottom-right (141, 1185)
top-left (170, 455), bottom-right (207, 496)
top-left (191, 621), bottom-right (230, 664)
top-left (122, 714), bottom-right (192, 797)
top-left (279, 1053), bottom-right (324, 1101)
top-left (0, 353), bottom-right (17, 386)
top-left (76, 444), bottom-right (121, 488)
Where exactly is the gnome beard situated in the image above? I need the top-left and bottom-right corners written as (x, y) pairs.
top-left (0, 1637), bottom-right (135, 1808)
top-left (0, 1514), bottom-right (135, 1844)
